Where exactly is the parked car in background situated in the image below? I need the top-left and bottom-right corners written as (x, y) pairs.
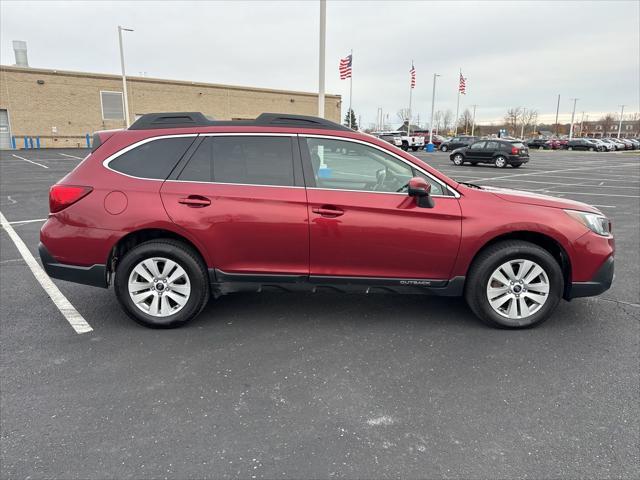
top-left (588, 138), bottom-right (608, 152)
top-left (414, 132), bottom-right (446, 148)
top-left (373, 131), bottom-right (403, 145)
top-left (440, 135), bottom-right (478, 152)
top-left (627, 138), bottom-right (640, 149)
top-left (616, 138), bottom-right (634, 150)
top-left (566, 139), bottom-right (600, 151)
top-left (450, 139), bottom-right (529, 168)
top-left (527, 138), bottom-right (550, 150)
top-left (39, 111), bottom-right (615, 329)
top-left (606, 137), bottom-right (627, 150)
top-left (598, 138), bottom-right (618, 151)
top-left (545, 139), bottom-right (563, 150)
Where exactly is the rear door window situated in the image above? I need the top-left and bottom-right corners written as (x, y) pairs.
top-left (109, 136), bottom-right (195, 179)
top-left (485, 141), bottom-right (499, 150)
top-left (178, 136), bottom-right (295, 186)
top-left (212, 136), bottom-right (295, 186)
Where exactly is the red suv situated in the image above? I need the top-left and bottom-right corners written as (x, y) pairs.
top-left (40, 112), bottom-right (614, 329)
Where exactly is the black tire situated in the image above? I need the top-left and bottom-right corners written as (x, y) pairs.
top-left (441, 145), bottom-right (448, 152)
top-left (464, 240), bottom-right (563, 329)
top-left (401, 142), bottom-right (409, 151)
top-left (452, 153), bottom-right (465, 166)
top-left (589, 147), bottom-right (594, 152)
top-left (114, 239), bottom-right (210, 328)
top-left (494, 156), bottom-right (507, 168)
top-left (411, 146), bottom-right (419, 151)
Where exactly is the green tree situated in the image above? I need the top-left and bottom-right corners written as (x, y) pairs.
top-left (343, 108), bottom-right (358, 130)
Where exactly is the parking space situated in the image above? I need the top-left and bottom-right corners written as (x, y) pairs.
top-left (1, 148), bottom-right (639, 478)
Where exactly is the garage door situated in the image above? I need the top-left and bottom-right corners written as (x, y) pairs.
top-left (0, 110), bottom-right (11, 150)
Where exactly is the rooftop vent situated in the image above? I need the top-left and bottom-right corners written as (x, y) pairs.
top-left (13, 40), bottom-right (28, 67)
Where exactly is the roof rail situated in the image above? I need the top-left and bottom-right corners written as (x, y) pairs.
top-left (128, 112), bottom-right (350, 131)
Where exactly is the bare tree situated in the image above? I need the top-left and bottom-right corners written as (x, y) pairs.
top-left (599, 113), bottom-right (616, 135)
top-left (504, 107), bottom-right (523, 135)
top-left (397, 109), bottom-right (410, 123)
top-left (458, 109), bottom-right (473, 135)
top-left (519, 108), bottom-right (538, 138)
top-left (442, 109), bottom-right (453, 133)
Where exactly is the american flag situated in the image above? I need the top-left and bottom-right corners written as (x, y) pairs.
top-left (410, 63), bottom-right (416, 88)
top-left (459, 72), bottom-right (466, 94)
top-left (339, 54), bottom-right (352, 80)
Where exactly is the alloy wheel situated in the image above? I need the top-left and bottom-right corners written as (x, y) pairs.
top-left (486, 259), bottom-right (550, 322)
top-left (128, 257), bottom-right (191, 317)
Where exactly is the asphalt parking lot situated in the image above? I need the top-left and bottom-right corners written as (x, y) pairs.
top-left (1, 147), bottom-right (638, 479)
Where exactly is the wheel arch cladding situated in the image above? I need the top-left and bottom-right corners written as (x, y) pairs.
top-left (109, 228), bottom-right (208, 276)
top-left (468, 231), bottom-right (572, 299)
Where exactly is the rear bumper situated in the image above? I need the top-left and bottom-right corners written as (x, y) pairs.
top-left (39, 243), bottom-right (108, 288)
top-left (568, 255), bottom-right (614, 299)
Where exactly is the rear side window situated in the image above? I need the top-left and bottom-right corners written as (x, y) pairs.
top-left (109, 137), bottom-right (194, 179)
top-left (212, 136), bottom-right (294, 186)
top-left (485, 141), bottom-right (499, 150)
top-left (511, 142), bottom-right (525, 149)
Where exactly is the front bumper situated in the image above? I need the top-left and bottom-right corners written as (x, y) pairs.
top-left (39, 243), bottom-right (108, 288)
top-left (568, 255), bottom-right (614, 299)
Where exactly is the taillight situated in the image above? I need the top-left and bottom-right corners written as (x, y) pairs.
top-left (49, 185), bottom-right (93, 213)
top-left (511, 147), bottom-right (519, 155)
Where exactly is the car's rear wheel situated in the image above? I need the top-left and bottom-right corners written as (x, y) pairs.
top-left (114, 239), bottom-right (210, 328)
top-left (411, 146), bottom-right (419, 151)
top-left (441, 145), bottom-right (448, 152)
top-left (494, 156), bottom-right (507, 168)
top-left (452, 153), bottom-right (464, 166)
top-left (464, 240), bottom-right (563, 328)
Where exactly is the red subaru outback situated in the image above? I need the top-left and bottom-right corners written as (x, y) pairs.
top-left (40, 113), bottom-right (614, 329)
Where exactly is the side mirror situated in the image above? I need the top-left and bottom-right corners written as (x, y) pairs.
top-left (407, 177), bottom-right (434, 208)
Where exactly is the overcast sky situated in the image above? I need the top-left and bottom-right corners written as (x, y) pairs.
top-left (1, 0), bottom-right (638, 128)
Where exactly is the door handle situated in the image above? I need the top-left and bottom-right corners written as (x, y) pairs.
top-left (312, 206), bottom-right (344, 217)
top-left (178, 195), bottom-right (211, 208)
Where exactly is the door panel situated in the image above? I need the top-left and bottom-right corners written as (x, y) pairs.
top-left (301, 136), bottom-right (462, 280)
top-left (307, 190), bottom-right (462, 279)
top-left (161, 182), bottom-right (309, 274)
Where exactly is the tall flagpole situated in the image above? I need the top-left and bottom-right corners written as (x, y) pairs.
top-left (408, 61), bottom-right (413, 136)
top-left (454, 68), bottom-right (461, 136)
top-left (349, 49), bottom-right (353, 129)
top-left (318, 0), bottom-right (326, 118)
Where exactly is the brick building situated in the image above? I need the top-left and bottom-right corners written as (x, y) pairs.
top-left (0, 65), bottom-right (342, 149)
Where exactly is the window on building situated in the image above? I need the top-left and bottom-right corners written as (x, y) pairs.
top-left (100, 91), bottom-right (125, 121)
top-left (109, 137), bottom-right (195, 179)
top-left (625, 125), bottom-right (633, 130)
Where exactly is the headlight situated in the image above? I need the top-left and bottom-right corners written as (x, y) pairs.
top-left (565, 209), bottom-right (611, 236)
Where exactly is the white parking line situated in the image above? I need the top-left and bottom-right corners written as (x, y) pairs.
top-left (0, 211), bottom-right (92, 334)
top-left (11, 154), bottom-right (48, 169)
top-left (4, 218), bottom-right (48, 226)
top-left (58, 153), bottom-right (84, 160)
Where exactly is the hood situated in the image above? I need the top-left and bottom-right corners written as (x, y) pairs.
top-left (479, 185), bottom-right (602, 214)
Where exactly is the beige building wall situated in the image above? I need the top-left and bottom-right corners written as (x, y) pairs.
top-left (0, 66), bottom-right (342, 148)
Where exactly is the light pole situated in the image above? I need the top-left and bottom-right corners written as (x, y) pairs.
top-left (568, 98), bottom-right (578, 139)
top-left (579, 111), bottom-right (585, 137)
top-left (617, 105), bottom-right (625, 138)
top-left (318, 0), bottom-right (326, 118)
top-left (118, 25), bottom-right (134, 128)
top-left (428, 73), bottom-right (440, 146)
top-left (471, 104), bottom-right (478, 136)
top-left (554, 94), bottom-right (560, 136)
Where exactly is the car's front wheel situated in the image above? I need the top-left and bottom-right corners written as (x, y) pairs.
top-left (452, 153), bottom-right (464, 165)
top-left (114, 239), bottom-right (210, 328)
top-left (464, 240), bottom-right (563, 328)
